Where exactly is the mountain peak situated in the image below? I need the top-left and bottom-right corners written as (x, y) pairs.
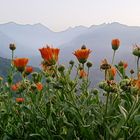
top-left (3, 22), bottom-right (17, 26)
top-left (33, 23), bottom-right (53, 32)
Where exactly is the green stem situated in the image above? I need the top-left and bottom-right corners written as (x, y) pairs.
top-left (105, 92), bottom-right (109, 116)
top-left (82, 63), bottom-right (85, 70)
top-left (112, 50), bottom-right (116, 65)
top-left (105, 69), bottom-right (107, 81)
top-left (115, 95), bottom-right (140, 139)
top-left (137, 57), bottom-right (140, 77)
top-left (87, 67), bottom-right (90, 81)
top-left (12, 50), bottom-right (14, 61)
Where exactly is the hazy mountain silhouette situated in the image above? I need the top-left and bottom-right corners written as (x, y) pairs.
top-left (0, 22), bottom-right (88, 58)
top-left (0, 22), bottom-right (140, 85)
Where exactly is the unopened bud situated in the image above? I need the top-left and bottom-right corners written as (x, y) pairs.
top-left (69, 60), bottom-right (74, 65)
top-left (9, 44), bottom-right (16, 51)
top-left (130, 69), bottom-right (134, 74)
top-left (58, 65), bottom-right (65, 72)
top-left (86, 61), bottom-right (92, 68)
top-left (81, 44), bottom-right (86, 49)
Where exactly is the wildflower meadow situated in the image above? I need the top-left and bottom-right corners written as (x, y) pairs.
top-left (0, 39), bottom-right (140, 139)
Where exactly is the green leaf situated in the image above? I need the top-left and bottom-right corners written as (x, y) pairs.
top-left (119, 105), bottom-right (128, 120)
top-left (134, 115), bottom-right (140, 125)
top-left (29, 133), bottom-right (41, 137)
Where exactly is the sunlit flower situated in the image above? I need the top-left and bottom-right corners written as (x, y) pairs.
top-left (73, 45), bottom-right (91, 64)
top-left (16, 98), bottom-right (24, 103)
top-left (39, 45), bottom-right (60, 66)
top-left (25, 66), bottom-right (33, 75)
top-left (79, 69), bottom-right (87, 78)
top-left (13, 58), bottom-right (29, 72)
top-left (36, 82), bottom-right (43, 91)
top-left (112, 39), bottom-right (120, 51)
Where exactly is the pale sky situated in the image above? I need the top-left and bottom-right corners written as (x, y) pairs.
top-left (0, 0), bottom-right (140, 31)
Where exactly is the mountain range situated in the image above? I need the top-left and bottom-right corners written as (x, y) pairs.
top-left (0, 22), bottom-right (140, 85)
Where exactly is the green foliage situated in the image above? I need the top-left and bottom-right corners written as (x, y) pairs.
top-left (1, 43), bottom-right (140, 139)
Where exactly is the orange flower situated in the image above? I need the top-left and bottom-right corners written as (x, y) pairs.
top-left (108, 67), bottom-right (116, 80)
top-left (79, 70), bottom-right (87, 78)
top-left (111, 67), bottom-right (116, 77)
top-left (16, 98), bottom-right (24, 103)
top-left (11, 83), bottom-right (20, 91)
top-left (25, 66), bottom-right (33, 75)
top-left (73, 46), bottom-right (91, 64)
top-left (135, 80), bottom-right (140, 89)
top-left (112, 39), bottom-right (120, 51)
top-left (123, 62), bottom-right (128, 69)
top-left (36, 82), bottom-right (43, 91)
top-left (39, 45), bottom-right (60, 66)
top-left (13, 58), bottom-right (29, 72)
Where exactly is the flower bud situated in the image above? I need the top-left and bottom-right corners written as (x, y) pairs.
top-left (133, 45), bottom-right (140, 57)
top-left (32, 72), bottom-right (38, 78)
top-left (111, 39), bottom-right (120, 51)
top-left (92, 88), bottom-right (99, 95)
top-left (86, 61), bottom-right (92, 68)
top-left (9, 43), bottom-right (16, 51)
top-left (81, 44), bottom-right (86, 49)
top-left (31, 84), bottom-right (37, 90)
top-left (16, 98), bottom-right (24, 103)
top-left (69, 60), bottom-right (74, 65)
top-left (46, 77), bottom-right (51, 83)
top-left (130, 69), bottom-right (134, 74)
top-left (58, 65), bottom-right (65, 72)
top-left (100, 59), bottom-right (111, 70)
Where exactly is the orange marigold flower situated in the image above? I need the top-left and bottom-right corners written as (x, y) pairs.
top-left (112, 39), bottom-right (120, 51)
top-left (25, 66), bottom-right (33, 75)
top-left (16, 98), bottom-right (24, 103)
top-left (136, 81), bottom-right (140, 89)
top-left (13, 58), bottom-right (29, 72)
top-left (36, 82), bottom-right (43, 91)
top-left (11, 85), bottom-right (18, 91)
top-left (73, 45), bottom-right (91, 64)
top-left (11, 83), bottom-right (20, 91)
top-left (79, 70), bottom-right (87, 78)
top-left (39, 45), bottom-right (60, 66)
top-left (123, 62), bottom-right (128, 69)
top-left (108, 67), bottom-right (116, 80)
top-left (111, 67), bottom-right (116, 77)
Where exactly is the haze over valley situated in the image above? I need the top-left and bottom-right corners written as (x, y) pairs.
top-left (0, 22), bottom-right (140, 85)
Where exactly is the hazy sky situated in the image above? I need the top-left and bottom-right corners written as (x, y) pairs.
top-left (0, 0), bottom-right (140, 31)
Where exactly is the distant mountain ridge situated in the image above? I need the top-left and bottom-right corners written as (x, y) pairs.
top-left (0, 22), bottom-right (140, 85)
